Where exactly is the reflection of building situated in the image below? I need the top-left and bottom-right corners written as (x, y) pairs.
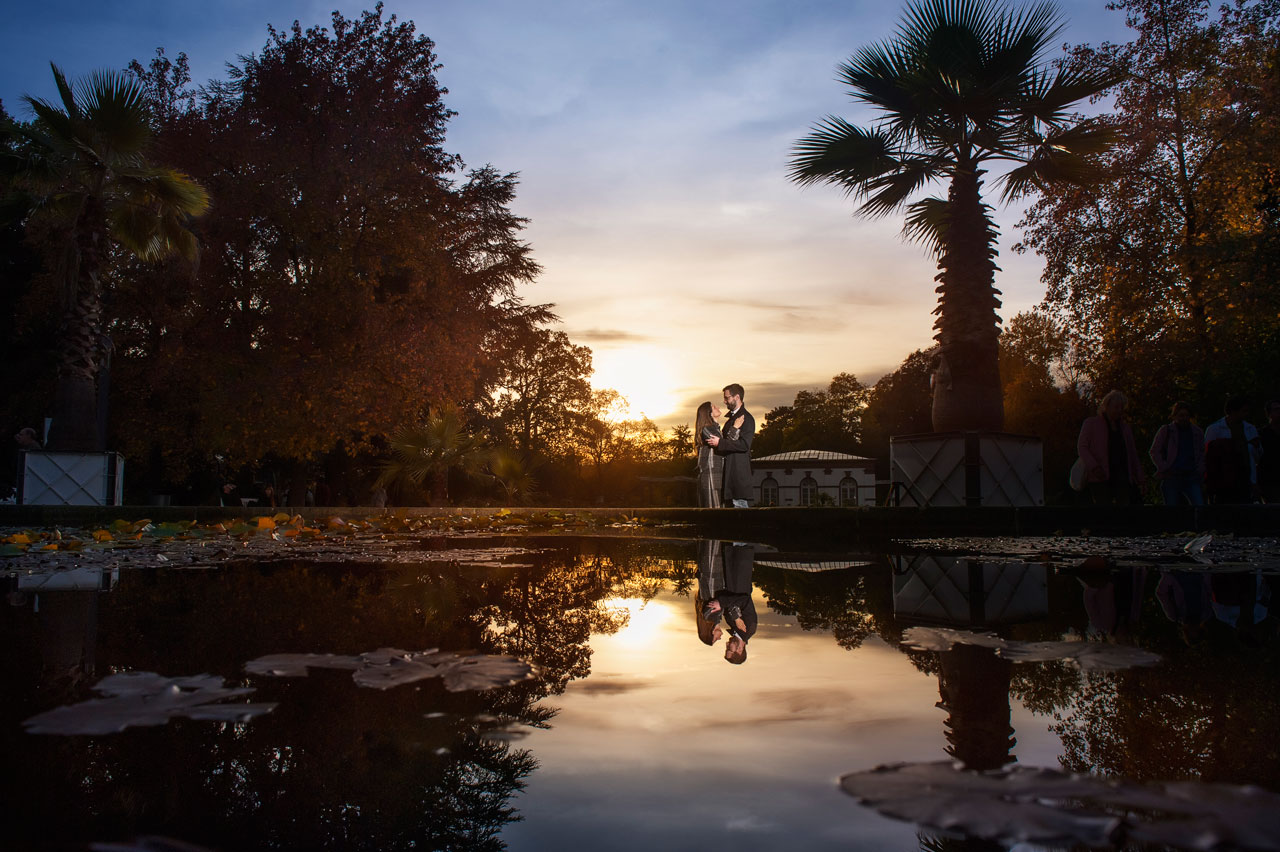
top-left (753, 551), bottom-right (875, 572)
top-left (750, 451), bottom-right (876, 507)
top-left (891, 555), bottom-right (1048, 627)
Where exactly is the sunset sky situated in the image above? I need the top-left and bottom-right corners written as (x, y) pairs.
top-left (3, 0), bottom-right (1133, 426)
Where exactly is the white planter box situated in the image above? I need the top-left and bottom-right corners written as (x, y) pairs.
top-left (21, 451), bottom-right (125, 506)
top-left (890, 432), bottom-right (1044, 507)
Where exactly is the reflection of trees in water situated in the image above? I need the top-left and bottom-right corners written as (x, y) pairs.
top-left (1, 540), bottom-right (681, 851)
top-left (751, 562), bottom-right (898, 650)
top-left (1053, 640), bottom-right (1280, 789)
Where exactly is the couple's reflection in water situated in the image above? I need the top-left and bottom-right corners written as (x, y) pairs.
top-left (694, 540), bottom-right (756, 664)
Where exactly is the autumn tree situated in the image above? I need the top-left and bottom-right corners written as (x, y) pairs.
top-left (483, 326), bottom-right (594, 458)
top-left (106, 7), bottom-right (541, 487)
top-left (861, 350), bottom-right (935, 470)
top-left (753, 372), bottom-right (868, 455)
top-left (1017, 0), bottom-right (1280, 427)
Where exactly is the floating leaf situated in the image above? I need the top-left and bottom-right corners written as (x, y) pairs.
top-left (901, 626), bottom-right (1161, 671)
top-left (245, 647), bottom-right (533, 692)
top-left (256, 516), bottom-right (276, 530)
top-left (244, 653), bottom-right (362, 677)
top-left (840, 761), bottom-right (1280, 852)
top-left (23, 672), bottom-right (276, 735)
top-left (92, 530), bottom-right (114, 542)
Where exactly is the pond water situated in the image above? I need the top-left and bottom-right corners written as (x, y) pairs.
top-left (3, 532), bottom-right (1279, 851)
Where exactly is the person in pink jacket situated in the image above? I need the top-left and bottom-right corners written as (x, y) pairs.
top-left (1149, 401), bottom-right (1205, 506)
top-left (1077, 390), bottom-right (1146, 505)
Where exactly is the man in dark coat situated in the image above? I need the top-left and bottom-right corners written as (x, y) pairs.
top-left (706, 383), bottom-right (755, 507)
top-left (700, 542), bottom-right (757, 664)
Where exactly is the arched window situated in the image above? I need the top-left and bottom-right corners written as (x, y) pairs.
top-left (760, 477), bottom-right (779, 507)
top-left (839, 476), bottom-right (859, 506)
top-left (799, 476), bottom-right (818, 507)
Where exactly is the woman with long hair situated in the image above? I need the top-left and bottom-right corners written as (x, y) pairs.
top-left (694, 401), bottom-right (723, 507)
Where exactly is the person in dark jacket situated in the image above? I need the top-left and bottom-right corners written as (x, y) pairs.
top-left (705, 383), bottom-right (755, 508)
top-left (1149, 401), bottom-right (1205, 506)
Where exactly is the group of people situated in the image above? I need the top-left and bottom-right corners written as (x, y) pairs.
top-left (693, 383), bottom-right (756, 508)
top-left (1076, 392), bottom-right (1280, 506)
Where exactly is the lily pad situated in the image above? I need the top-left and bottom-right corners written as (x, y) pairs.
top-left (901, 626), bottom-right (1161, 671)
top-left (23, 672), bottom-right (277, 735)
top-left (840, 761), bottom-right (1280, 852)
top-left (245, 647), bottom-right (534, 692)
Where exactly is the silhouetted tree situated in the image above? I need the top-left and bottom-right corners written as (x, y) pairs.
top-left (791, 0), bottom-right (1117, 432)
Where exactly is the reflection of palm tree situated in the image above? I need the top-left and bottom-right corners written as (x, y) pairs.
top-left (377, 405), bottom-right (487, 504)
top-left (10, 64), bottom-right (209, 450)
top-left (937, 645), bottom-right (1016, 771)
top-left (789, 0), bottom-right (1115, 431)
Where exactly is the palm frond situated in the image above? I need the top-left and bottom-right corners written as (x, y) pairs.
top-left (49, 64), bottom-right (80, 122)
top-left (997, 121), bottom-right (1121, 201)
top-left (903, 195), bottom-right (950, 254)
top-left (860, 155), bottom-right (946, 216)
top-left (78, 69), bottom-right (152, 154)
top-left (789, 117), bottom-right (901, 192)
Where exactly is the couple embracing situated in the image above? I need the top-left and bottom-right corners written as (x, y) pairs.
top-left (694, 383), bottom-right (755, 508)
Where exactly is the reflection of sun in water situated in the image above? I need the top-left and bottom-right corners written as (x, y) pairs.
top-left (591, 347), bottom-right (679, 422)
top-left (606, 597), bottom-right (672, 649)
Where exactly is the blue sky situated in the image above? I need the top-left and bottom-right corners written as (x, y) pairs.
top-left (3, 1), bottom-right (1134, 425)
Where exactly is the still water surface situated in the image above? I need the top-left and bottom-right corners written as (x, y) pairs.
top-left (2, 535), bottom-right (1277, 851)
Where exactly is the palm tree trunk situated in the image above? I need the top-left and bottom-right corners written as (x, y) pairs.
top-left (931, 167), bottom-right (1004, 432)
top-left (47, 208), bottom-right (106, 452)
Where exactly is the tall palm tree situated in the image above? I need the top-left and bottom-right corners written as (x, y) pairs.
top-left (376, 406), bottom-right (488, 505)
top-left (7, 63), bottom-right (209, 450)
top-left (790, 0), bottom-right (1117, 431)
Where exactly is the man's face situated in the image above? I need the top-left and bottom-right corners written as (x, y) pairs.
top-left (1173, 407), bottom-right (1191, 425)
top-left (723, 390), bottom-right (740, 410)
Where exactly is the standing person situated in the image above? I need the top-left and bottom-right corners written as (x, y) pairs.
top-left (1077, 390), bottom-right (1146, 505)
top-left (705, 383), bottom-right (755, 508)
top-left (1204, 396), bottom-right (1261, 504)
top-left (694, 402), bottom-right (724, 508)
top-left (1258, 401), bottom-right (1280, 503)
top-left (1149, 401), bottom-right (1205, 506)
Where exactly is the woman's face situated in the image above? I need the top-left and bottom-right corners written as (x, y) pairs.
top-left (711, 404), bottom-right (722, 419)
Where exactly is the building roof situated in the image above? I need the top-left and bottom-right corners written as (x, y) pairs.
top-left (752, 450), bottom-right (873, 464)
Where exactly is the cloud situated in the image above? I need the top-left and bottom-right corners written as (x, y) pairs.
top-left (570, 328), bottom-right (654, 343)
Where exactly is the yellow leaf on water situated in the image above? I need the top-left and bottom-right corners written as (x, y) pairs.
top-left (10, 534), bottom-right (32, 545)
top-left (92, 530), bottom-right (113, 542)
top-left (273, 512), bottom-right (291, 523)
top-left (257, 516), bottom-right (276, 530)
top-left (41, 543), bottom-right (58, 551)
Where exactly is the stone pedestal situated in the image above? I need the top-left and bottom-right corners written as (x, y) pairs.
top-left (20, 451), bottom-right (125, 506)
top-left (890, 431), bottom-right (1043, 507)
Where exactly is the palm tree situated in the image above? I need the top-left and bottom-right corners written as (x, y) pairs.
top-left (487, 447), bottom-right (541, 505)
top-left (789, 0), bottom-right (1117, 431)
top-left (376, 406), bottom-right (488, 505)
top-left (7, 63), bottom-right (209, 450)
